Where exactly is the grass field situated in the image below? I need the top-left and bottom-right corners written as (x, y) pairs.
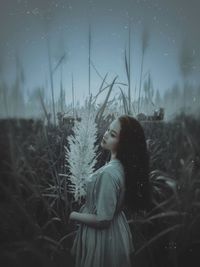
top-left (0, 112), bottom-right (200, 267)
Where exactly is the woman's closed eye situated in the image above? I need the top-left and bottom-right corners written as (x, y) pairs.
top-left (108, 129), bottom-right (115, 137)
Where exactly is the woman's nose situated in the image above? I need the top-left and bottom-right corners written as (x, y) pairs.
top-left (104, 130), bottom-right (108, 139)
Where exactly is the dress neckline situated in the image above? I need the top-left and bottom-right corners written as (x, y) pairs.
top-left (106, 159), bottom-right (121, 165)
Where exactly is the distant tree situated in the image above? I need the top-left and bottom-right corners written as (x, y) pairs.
top-left (171, 83), bottom-right (180, 113)
top-left (138, 27), bottom-right (150, 113)
top-left (163, 89), bottom-right (172, 118)
top-left (154, 89), bottom-right (162, 108)
top-left (196, 85), bottom-right (200, 116)
top-left (143, 73), bottom-right (154, 114)
top-left (9, 53), bottom-right (26, 117)
top-left (179, 40), bottom-right (195, 111)
top-left (0, 81), bottom-right (9, 117)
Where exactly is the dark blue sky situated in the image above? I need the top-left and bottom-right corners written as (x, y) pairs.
top-left (0, 0), bottom-right (200, 105)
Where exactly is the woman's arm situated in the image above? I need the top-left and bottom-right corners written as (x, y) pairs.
top-left (69, 211), bottom-right (110, 229)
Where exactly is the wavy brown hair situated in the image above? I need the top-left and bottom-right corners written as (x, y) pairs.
top-left (114, 115), bottom-right (152, 213)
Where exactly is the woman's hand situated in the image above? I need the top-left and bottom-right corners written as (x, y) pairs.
top-left (69, 211), bottom-right (77, 221)
top-left (68, 211), bottom-right (110, 229)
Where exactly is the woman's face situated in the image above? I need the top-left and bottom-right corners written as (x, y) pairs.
top-left (101, 119), bottom-right (121, 152)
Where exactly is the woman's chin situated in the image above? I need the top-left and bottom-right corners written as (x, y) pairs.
top-left (100, 141), bottom-right (107, 148)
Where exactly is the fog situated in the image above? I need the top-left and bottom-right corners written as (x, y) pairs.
top-left (0, 0), bottom-right (200, 119)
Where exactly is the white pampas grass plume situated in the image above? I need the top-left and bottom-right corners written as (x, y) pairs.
top-left (64, 108), bottom-right (98, 204)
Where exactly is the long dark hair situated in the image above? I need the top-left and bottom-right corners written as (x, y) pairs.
top-left (114, 115), bottom-right (152, 213)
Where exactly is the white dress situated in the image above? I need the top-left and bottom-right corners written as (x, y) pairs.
top-left (70, 159), bottom-right (134, 267)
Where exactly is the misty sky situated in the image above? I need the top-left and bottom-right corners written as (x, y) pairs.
top-left (0, 0), bottom-right (200, 105)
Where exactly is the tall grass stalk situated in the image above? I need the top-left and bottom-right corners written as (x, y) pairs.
top-left (128, 21), bottom-right (131, 112)
top-left (95, 76), bottom-right (118, 124)
top-left (88, 23), bottom-right (91, 96)
top-left (59, 62), bottom-right (65, 113)
top-left (124, 48), bottom-right (131, 114)
top-left (90, 60), bottom-right (127, 106)
top-left (118, 86), bottom-right (129, 114)
top-left (38, 87), bottom-right (50, 125)
top-left (47, 39), bottom-right (56, 125)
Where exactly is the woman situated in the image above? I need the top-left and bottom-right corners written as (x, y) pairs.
top-left (69, 115), bottom-right (151, 267)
